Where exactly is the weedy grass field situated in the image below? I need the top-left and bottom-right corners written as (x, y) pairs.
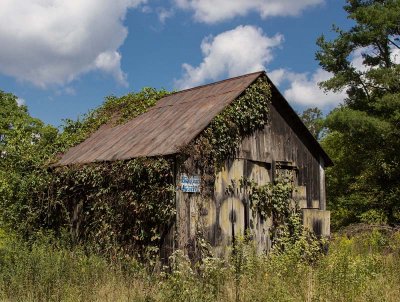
top-left (0, 227), bottom-right (399, 302)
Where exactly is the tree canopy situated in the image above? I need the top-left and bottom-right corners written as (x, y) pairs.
top-left (317, 0), bottom-right (400, 227)
top-left (299, 107), bottom-right (325, 140)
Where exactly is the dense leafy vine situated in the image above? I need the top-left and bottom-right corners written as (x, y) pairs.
top-left (47, 158), bottom-right (175, 257)
top-left (57, 87), bottom-right (170, 155)
top-left (180, 77), bottom-right (272, 194)
top-left (48, 88), bottom-right (174, 257)
top-left (225, 171), bottom-right (323, 262)
top-left (241, 173), bottom-right (295, 223)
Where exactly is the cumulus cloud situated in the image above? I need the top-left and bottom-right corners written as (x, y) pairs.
top-left (94, 51), bottom-right (128, 87)
top-left (268, 68), bottom-right (305, 86)
top-left (278, 68), bottom-right (346, 107)
top-left (175, 25), bottom-right (283, 89)
top-left (0, 0), bottom-right (145, 88)
top-left (174, 0), bottom-right (324, 23)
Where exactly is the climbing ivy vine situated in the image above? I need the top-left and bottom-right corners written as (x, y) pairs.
top-left (48, 158), bottom-right (175, 258)
top-left (180, 77), bottom-right (272, 194)
top-left (228, 171), bottom-right (324, 262)
top-left (57, 87), bottom-right (170, 154)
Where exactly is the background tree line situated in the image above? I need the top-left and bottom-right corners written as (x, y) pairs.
top-left (303, 0), bottom-right (400, 228)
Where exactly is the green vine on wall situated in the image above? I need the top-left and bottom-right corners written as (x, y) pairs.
top-left (49, 88), bottom-right (174, 257)
top-left (47, 158), bottom-right (175, 258)
top-left (180, 77), bottom-right (272, 194)
top-left (227, 172), bottom-right (324, 262)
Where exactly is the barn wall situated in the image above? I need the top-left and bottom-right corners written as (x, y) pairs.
top-left (174, 100), bottom-right (330, 258)
top-left (238, 104), bottom-right (322, 209)
top-left (175, 159), bottom-right (273, 258)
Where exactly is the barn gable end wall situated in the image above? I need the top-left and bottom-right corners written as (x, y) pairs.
top-left (173, 99), bottom-right (330, 258)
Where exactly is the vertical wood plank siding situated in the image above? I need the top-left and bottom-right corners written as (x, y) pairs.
top-left (238, 101), bottom-right (322, 208)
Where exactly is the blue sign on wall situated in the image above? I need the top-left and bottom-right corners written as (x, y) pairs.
top-left (180, 174), bottom-right (201, 193)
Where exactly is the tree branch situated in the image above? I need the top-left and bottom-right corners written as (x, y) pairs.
top-left (388, 38), bottom-right (400, 49)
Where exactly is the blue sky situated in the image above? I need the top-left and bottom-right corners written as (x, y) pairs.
top-left (0, 0), bottom-right (352, 127)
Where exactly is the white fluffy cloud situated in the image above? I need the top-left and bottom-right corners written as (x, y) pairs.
top-left (175, 25), bottom-right (283, 89)
top-left (267, 49), bottom-right (363, 108)
top-left (174, 0), bottom-right (324, 23)
top-left (268, 68), bottom-right (305, 86)
top-left (94, 51), bottom-right (127, 86)
top-left (0, 0), bottom-right (145, 87)
top-left (277, 68), bottom-right (346, 107)
top-left (392, 48), bottom-right (400, 64)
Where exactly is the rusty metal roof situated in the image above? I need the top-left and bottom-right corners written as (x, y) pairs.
top-left (57, 71), bottom-right (263, 165)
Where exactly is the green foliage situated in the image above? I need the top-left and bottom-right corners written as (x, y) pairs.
top-left (313, 228), bottom-right (400, 301)
top-left (239, 172), bottom-right (324, 263)
top-left (299, 107), bottom-right (325, 140)
top-left (47, 158), bottom-right (175, 257)
top-left (1, 227), bottom-right (400, 301)
top-left (0, 234), bottom-right (107, 301)
top-left (243, 173), bottom-right (294, 224)
top-left (359, 209), bottom-right (388, 225)
top-left (317, 0), bottom-right (400, 227)
top-left (0, 90), bottom-right (59, 237)
top-left (0, 90), bottom-right (59, 171)
top-left (0, 88), bottom-right (173, 257)
top-left (160, 249), bottom-right (228, 302)
top-left (159, 228), bottom-right (400, 302)
top-left (57, 87), bottom-right (170, 152)
top-left (0, 230), bottom-right (157, 302)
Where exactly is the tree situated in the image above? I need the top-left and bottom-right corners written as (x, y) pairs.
top-left (0, 91), bottom-right (59, 234)
top-left (299, 107), bottom-right (325, 140)
top-left (316, 0), bottom-right (400, 227)
top-left (0, 91), bottom-right (58, 172)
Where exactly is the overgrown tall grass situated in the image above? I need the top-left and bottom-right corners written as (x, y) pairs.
top-left (0, 227), bottom-right (399, 302)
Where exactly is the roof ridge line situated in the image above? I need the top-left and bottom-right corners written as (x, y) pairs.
top-left (147, 88), bottom-right (243, 112)
top-left (170, 70), bottom-right (264, 96)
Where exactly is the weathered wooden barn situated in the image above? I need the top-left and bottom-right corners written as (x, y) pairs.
top-left (57, 71), bottom-right (332, 257)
